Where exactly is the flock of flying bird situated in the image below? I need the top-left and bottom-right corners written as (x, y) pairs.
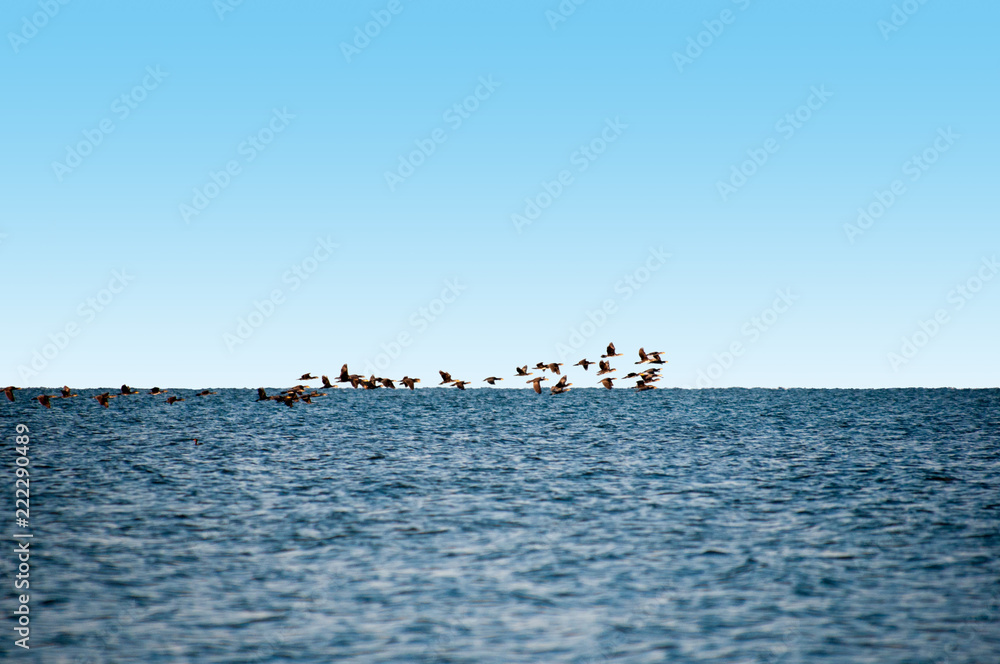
top-left (4, 343), bottom-right (667, 409)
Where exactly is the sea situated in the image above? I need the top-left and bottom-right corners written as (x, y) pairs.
top-left (2, 387), bottom-right (998, 663)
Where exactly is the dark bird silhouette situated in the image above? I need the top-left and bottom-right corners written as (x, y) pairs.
top-left (3, 386), bottom-right (19, 402)
top-left (321, 375), bottom-right (334, 389)
top-left (453, 381), bottom-right (470, 390)
top-left (483, 377), bottom-right (503, 385)
top-left (533, 362), bottom-right (547, 371)
top-left (600, 377), bottom-right (614, 390)
top-left (527, 376), bottom-right (548, 394)
top-left (574, 359), bottom-right (594, 371)
top-left (256, 387), bottom-right (270, 401)
top-left (380, 378), bottom-right (396, 389)
top-left (166, 396), bottom-right (184, 404)
top-left (551, 376), bottom-right (571, 394)
top-left (299, 373), bottom-right (317, 381)
top-left (338, 364), bottom-right (353, 383)
top-left (515, 366), bottom-right (532, 377)
top-left (635, 381), bottom-right (657, 392)
top-left (400, 376), bottom-right (420, 390)
top-left (59, 386), bottom-right (78, 398)
top-left (439, 370), bottom-right (455, 385)
top-left (120, 384), bottom-right (139, 395)
top-left (195, 390), bottom-right (216, 396)
top-left (596, 360), bottom-right (616, 376)
top-left (601, 342), bottom-right (622, 358)
top-left (36, 394), bottom-right (53, 408)
top-left (94, 392), bottom-right (112, 408)
top-left (636, 347), bottom-right (666, 364)
top-left (149, 387), bottom-right (166, 395)
top-left (544, 363), bottom-right (563, 375)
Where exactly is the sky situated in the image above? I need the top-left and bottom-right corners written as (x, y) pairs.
top-left (1, 0), bottom-right (998, 389)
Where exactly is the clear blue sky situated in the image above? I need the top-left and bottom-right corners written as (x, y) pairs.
top-left (2, 1), bottom-right (997, 388)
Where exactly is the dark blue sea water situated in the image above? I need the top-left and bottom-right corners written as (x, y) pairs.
top-left (2, 388), bottom-right (998, 663)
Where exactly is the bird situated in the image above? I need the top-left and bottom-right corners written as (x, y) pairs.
top-left (59, 386), bottom-right (78, 398)
top-left (596, 360), bottom-right (616, 376)
top-left (166, 396), bottom-right (184, 404)
top-left (257, 387), bottom-right (272, 401)
top-left (36, 395), bottom-right (53, 408)
top-left (439, 371), bottom-right (455, 385)
top-left (453, 381), bottom-right (470, 390)
top-left (600, 377), bottom-right (614, 390)
top-left (3, 386), bottom-right (19, 402)
top-left (94, 392), bottom-right (112, 408)
top-left (551, 376), bottom-right (571, 394)
top-left (194, 438), bottom-right (201, 446)
top-left (195, 390), bottom-right (216, 396)
top-left (645, 353), bottom-right (667, 365)
top-left (636, 347), bottom-right (667, 364)
top-left (527, 376), bottom-right (548, 394)
top-left (574, 359), bottom-right (594, 371)
top-left (380, 378), bottom-right (396, 389)
top-left (533, 362), bottom-right (547, 371)
top-left (299, 373), bottom-right (317, 381)
top-left (400, 376), bottom-right (420, 390)
top-left (515, 366), bottom-right (532, 377)
top-left (601, 342), bottom-right (622, 358)
top-left (120, 384), bottom-right (139, 395)
top-left (321, 375), bottom-right (334, 389)
top-left (337, 364), bottom-right (353, 383)
top-left (635, 382), bottom-right (657, 392)
top-left (483, 377), bottom-right (503, 385)
top-left (149, 387), bottom-right (166, 395)
top-left (544, 363), bottom-right (563, 375)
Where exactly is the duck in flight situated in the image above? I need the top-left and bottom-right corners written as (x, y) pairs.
top-left (321, 375), bottom-right (335, 389)
top-left (60, 386), bottom-right (78, 398)
top-left (574, 359), bottom-right (594, 371)
top-left (596, 360), bottom-right (616, 376)
top-left (551, 376), bottom-right (571, 394)
top-left (527, 376), bottom-right (548, 394)
top-left (483, 377), bottom-right (503, 385)
top-left (439, 371), bottom-right (456, 385)
top-left (400, 376), bottom-right (420, 390)
top-left (601, 342), bottom-right (622, 358)
top-left (3, 386), bottom-right (19, 402)
top-left (515, 366), bottom-right (532, 377)
top-left (94, 392), bottom-right (113, 408)
top-left (195, 390), bottom-right (216, 396)
top-left (166, 396), bottom-right (185, 404)
top-left (120, 384), bottom-right (139, 395)
top-left (543, 363), bottom-right (563, 375)
top-left (299, 373), bottom-right (317, 381)
top-left (599, 377), bottom-right (614, 390)
top-left (36, 394), bottom-right (54, 408)
top-left (453, 380), bottom-right (470, 390)
top-left (149, 387), bottom-right (167, 395)
top-left (636, 347), bottom-right (667, 365)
